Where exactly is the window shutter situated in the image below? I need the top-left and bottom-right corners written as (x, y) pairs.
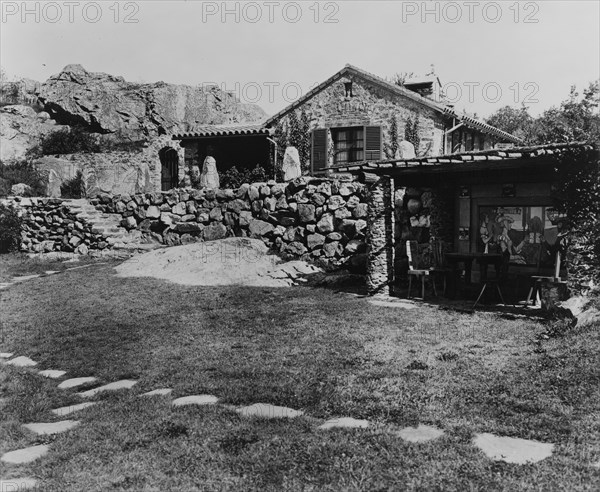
top-left (365, 126), bottom-right (382, 161)
top-left (311, 129), bottom-right (328, 173)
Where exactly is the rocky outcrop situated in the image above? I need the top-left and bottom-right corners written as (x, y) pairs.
top-left (0, 105), bottom-right (67, 161)
top-left (38, 64), bottom-right (267, 139)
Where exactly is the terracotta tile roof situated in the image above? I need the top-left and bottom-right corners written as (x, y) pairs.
top-left (173, 123), bottom-right (270, 139)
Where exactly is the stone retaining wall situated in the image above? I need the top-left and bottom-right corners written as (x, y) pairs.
top-left (4, 197), bottom-right (109, 254)
top-left (93, 177), bottom-right (369, 269)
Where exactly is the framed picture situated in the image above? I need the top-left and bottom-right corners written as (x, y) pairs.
top-left (459, 185), bottom-right (470, 197)
top-left (458, 227), bottom-right (470, 241)
top-left (502, 183), bottom-right (516, 197)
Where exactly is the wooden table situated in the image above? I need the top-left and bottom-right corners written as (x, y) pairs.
top-left (445, 252), bottom-right (504, 297)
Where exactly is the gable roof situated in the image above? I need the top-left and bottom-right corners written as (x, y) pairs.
top-left (264, 64), bottom-right (522, 144)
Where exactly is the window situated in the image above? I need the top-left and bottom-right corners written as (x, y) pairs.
top-left (332, 127), bottom-right (364, 165)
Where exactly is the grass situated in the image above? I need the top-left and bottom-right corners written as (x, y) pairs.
top-left (0, 256), bottom-right (599, 490)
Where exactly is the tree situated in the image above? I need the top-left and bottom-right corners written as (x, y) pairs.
top-left (384, 114), bottom-right (399, 159)
top-left (485, 105), bottom-right (534, 142)
top-left (390, 72), bottom-right (415, 87)
top-left (531, 82), bottom-right (600, 144)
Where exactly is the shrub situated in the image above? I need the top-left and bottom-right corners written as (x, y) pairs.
top-left (0, 160), bottom-right (47, 196)
top-left (219, 164), bottom-right (271, 189)
top-left (41, 126), bottom-right (100, 155)
top-left (60, 170), bottom-right (85, 198)
top-left (0, 203), bottom-right (23, 253)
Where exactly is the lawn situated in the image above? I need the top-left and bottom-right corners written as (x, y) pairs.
top-left (0, 256), bottom-right (599, 491)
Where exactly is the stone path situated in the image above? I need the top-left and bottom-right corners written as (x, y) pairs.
top-left (172, 395), bottom-right (218, 406)
top-left (38, 369), bottom-right (66, 379)
top-left (473, 433), bottom-right (554, 464)
top-left (236, 403), bottom-right (304, 419)
top-left (0, 349), bottom-right (562, 490)
top-left (23, 420), bottom-right (80, 436)
top-left (58, 377), bottom-right (97, 389)
top-left (0, 477), bottom-right (39, 490)
top-left (319, 417), bottom-right (369, 430)
top-left (78, 379), bottom-right (137, 398)
top-left (51, 402), bottom-right (98, 417)
top-left (1, 444), bottom-right (49, 464)
top-left (397, 425), bottom-right (444, 443)
top-left (4, 356), bottom-right (37, 367)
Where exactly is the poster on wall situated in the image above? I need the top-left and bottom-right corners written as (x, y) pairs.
top-left (478, 206), bottom-right (558, 266)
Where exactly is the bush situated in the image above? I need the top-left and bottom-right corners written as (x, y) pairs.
top-left (60, 170), bottom-right (85, 198)
top-left (0, 203), bottom-right (23, 253)
top-left (219, 164), bottom-right (271, 189)
top-left (41, 126), bottom-right (100, 155)
top-left (0, 160), bottom-right (47, 196)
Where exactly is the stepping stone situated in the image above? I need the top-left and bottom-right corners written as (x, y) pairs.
top-left (368, 299), bottom-right (418, 310)
top-left (23, 420), bottom-right (80, 435)
top-left (397, 424), bottom-right (444, 443)
top-left (78, 379), bottom-right (137, 398)
top-left (5, 356), bottom-right (37, 367)
top-left (236, 403), bottom-right (303, 419)
top-left (0, 478), bottom-right (39, 490)
top-left (1, 444), bottom-right (49, 464)
top-left (39, 369), bottom-right (66, 379)
top-left (0, 353), bottom-right (13, 358)
top-left (319, 417), bottom-right (369, 430)
top-left (140, 388), bottom-right (173, 397)
top-left (58, 377), bottom-right (97, 389)
top-left (51, 402), bottom-right (98, 417)
top-left (172, 395), bottom-right (218, 407)
top-left (473, 433), bottom-right (554, 464)
top-left (13, 274), bottom-right (41, 282)
top-left (45, 270), bottom-right (59, 275)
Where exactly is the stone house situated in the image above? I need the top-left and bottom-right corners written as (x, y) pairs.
top-left (173, 64), bottom-right (521, 181)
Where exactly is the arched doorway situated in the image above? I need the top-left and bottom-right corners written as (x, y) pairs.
top-left (159, 147), bottom-right (179, 191)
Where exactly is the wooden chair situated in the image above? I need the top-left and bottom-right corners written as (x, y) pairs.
top-left (407, 240), bottom-right (437, 300)
top-left (430, 238), bottom-right (452, 296)
top-left (472, 253), bottom-right (514, 309)
top-left (524, 249), bottom-right (562, 307)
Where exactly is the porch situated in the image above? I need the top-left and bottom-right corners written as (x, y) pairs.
top-left (328, 142), bottom-right (598, 306)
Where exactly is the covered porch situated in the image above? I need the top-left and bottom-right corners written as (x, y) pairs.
top-left (330, 142), bottom-right (597, 306)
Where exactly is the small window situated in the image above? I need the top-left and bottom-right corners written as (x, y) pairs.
top-left (344, 81), bottom-right (353, 98)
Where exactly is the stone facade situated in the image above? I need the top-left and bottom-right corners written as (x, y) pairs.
top-left (272, 76), bottom-right (446, 167)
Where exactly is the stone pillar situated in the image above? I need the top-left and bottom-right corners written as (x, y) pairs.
top-left (366, 176), bottom-right (395, 296)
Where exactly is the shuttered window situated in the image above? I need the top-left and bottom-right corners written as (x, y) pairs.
top-left (364, 126), bottom-right (382, 160)
top-left (311, 129), bottom-right (328, 173)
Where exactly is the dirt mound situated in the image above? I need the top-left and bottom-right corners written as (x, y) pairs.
top-left (114, 238), bottom-right (321, 287)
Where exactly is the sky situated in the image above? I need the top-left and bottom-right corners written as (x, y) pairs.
top-left (1, 0), bottom-right (599, 118)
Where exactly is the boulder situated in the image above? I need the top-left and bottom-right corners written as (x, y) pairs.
top-left (316, 214), bottom-right (335, 234)
top-left (282, 146), bottom-right (302, 181)
top-left (327, 195), bottom-right (346, 211)
top-left (284, 241), bottom-right (307, 256)
top-left (200, 156), bottom-right (220, 189)
top-left (248, 219), bottom-right (274, 237)
top-left (399, 140), bottom-right (416, 159)
top-left (353, 203), bottom-right (368, 219)
top-left (203, 222), bottom-right (227, 241)
top-left (307, 233), bottom-right (326, 249)
top-left (297, 203), bottom-right (316, 223)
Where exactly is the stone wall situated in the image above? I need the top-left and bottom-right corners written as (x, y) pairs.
top-left (3, 197), bottom-right (110, 254)
top-left (93, 177), bottom-right (369, 269)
